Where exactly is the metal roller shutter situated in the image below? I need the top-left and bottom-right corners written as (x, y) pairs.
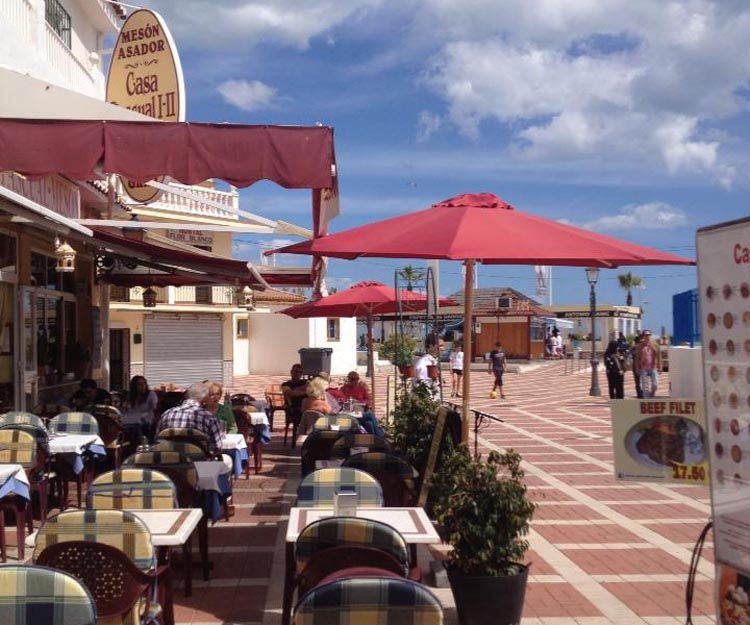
top-left (144, 314), bottom-right (223, 386)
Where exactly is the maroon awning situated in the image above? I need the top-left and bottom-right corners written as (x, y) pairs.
top-left (0, 119), bottom-right (334, 189)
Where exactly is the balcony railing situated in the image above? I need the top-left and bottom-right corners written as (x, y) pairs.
top-left (111, 285), bottom-right (237, 306)
top-left (1, 0), bottom-right (35, 45)
top-left (44, 22), bottom-right (96, 94)
top-left (130, 181), bottom-right (240, 220)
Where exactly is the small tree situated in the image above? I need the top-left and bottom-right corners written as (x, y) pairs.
top-left (617, 272), bottom-right (644, 307)
top-left (398, 264), bottom-right (426, 291)
top-left (379, 333), bottom-right (419, 367)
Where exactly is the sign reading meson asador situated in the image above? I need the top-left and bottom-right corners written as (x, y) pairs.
top-left (106, 9), bottom-right (185, 203)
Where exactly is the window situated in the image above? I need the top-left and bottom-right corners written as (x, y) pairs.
top-left (326, 318), bottom-right (340, 341)
top-left (0, 232), bottom-right (17, 277)
top-left (236, 318), bottom-right (249, 339)
top-left (31, 252), bottom-right (74, 293)
top-left (45, 0), bottom-right (72, 48)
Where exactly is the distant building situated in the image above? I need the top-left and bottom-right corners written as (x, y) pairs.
top-left (551, 304), bottom-right (642, 352)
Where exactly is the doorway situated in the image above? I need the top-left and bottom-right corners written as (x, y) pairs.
top-left (109, 329), bottom-right (130, 391)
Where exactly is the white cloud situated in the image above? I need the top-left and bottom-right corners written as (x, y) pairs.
top-left (580, 202), bottom-right (689, 231)
top-left (144, 0), bottom-right (382, 49)
top-left (416, 110), bottom-right (441, 142)
top-left (217, 79), bottom-right (278, 111)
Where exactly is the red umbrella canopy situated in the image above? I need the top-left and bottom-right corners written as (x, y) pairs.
top-left (279, 281), bottom-right (455, 318)
top-left (268, 193), bottom-right (694, 267)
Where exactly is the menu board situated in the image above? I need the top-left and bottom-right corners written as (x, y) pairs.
top-left (611, 399), bottom-right (707, 484)
top-left (697, 217), bottom-right (750, 574)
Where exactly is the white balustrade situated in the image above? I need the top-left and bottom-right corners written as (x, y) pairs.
top-left (44, 22), bottom-right (97, 96)
top-left (0, 0), bottom-right (36, 45)
top-left (132, 181), bottom-right (240, 220)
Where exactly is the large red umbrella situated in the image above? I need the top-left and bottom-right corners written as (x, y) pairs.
top-left (279, 281), bottom-right (455, 403)
top-left (268, 193), bottom-right (695, 440)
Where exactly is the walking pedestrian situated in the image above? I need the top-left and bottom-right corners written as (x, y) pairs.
top-left (637, 330), bottom-right (658, 398)
top-left (604, 340), bottom-right (625, 399)
top-left (630, 333), bottom-right (643, 398)
top-left (488, 341), bottom-right (506, 399)
top-left (449, 342), bottom-right (464, 397)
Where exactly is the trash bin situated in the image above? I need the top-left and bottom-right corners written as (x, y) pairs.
top-left (298, 348), bottom-right (333, 376)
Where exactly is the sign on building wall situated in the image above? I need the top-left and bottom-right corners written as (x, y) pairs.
top-left (0, 173), bottom-right (80, 219)
top-left (106, 9), bottom-right (185, 204)
top-left (164, 230), bottom-right (213, 247)
top-left (611, 399), bottom-right (707, 484)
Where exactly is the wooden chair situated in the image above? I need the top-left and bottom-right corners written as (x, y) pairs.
top-left (34, 509), bottom-right (173, 625)
top-left (157, 428), bottom-right (212, 459)
top-left (296, 467), bottom-right (383, 508)
top-left (292, 577), bottom-right (443, 625)
top-left (150, 440), bottom-right (207, 462)
top-left (233, 408), bottom-right (262, 476)
top-left (0, 564), bottom-right (97, 625)
top-left (48, 412), bottom-right (99, 509)
top-left (92, 412), bottom-right (126, 469)
top-left (264, 384), bottom-right (286, 432)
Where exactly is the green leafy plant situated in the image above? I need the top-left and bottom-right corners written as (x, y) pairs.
top-left (569, 332), bottom-right (585, 342)
top-left (617, 272), bottom-right (644, 306)
top-left (431, 445), bottom-right (537, 576)
top-left (379, 333), bottom-right (419, 367)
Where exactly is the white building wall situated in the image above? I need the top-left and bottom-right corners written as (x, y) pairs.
top-left (233, 313), bottom-right (249, 376)
top-left (247, 312), bottom-right (357, 375)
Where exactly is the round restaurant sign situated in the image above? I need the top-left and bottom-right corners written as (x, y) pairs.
top-left (106, 9), bottom-right (185, 204)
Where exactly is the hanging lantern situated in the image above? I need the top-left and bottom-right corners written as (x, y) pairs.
top-left (142, 287), bottom-right (158, 308)
top-left (54, 238), bottom-right (76, 273)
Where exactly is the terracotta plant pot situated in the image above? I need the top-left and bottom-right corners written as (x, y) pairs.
top-left (398, 364), bottom-right (415, 378)
top-left (426, 364), bottom-right (440, 380)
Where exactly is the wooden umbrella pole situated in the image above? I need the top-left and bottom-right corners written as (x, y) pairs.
top-left (461, 260), bottom-right (475, 443)
top-left (367, 314), bottom-right (376, 409)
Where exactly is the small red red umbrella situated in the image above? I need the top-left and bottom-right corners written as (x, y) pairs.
top-left (268, 193), bottom-right (694, 440)
top-left (279, 281), bottom-right (455, 402)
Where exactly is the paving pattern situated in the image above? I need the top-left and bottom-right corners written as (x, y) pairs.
top-left (2, 361), bottom-right (717, 624)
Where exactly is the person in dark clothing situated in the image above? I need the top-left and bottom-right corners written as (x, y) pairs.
top-left (488, 342), bottom-right (506, 399)
top-left (604, 340), bottom-right (625, 399)
top-left (281, 364), bottom-right (307, 430)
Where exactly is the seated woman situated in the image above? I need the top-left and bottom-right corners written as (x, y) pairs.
top-left (120, 375), bottom-right (159, 444)
top-left (298, 377), bottom-right (333, 435)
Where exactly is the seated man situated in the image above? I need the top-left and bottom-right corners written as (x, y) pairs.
top-left (157, 381), bottom-right (224, 456)
top-left (281, 364), bottom-right (308, 429)
top-left (71, 378), bottom-right (111, 412)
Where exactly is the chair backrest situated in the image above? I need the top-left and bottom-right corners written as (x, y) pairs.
top-left (313, 414), bottom-right (361, 432)
top-left (300, 430), bottom-right (345, 477)
top-left (92, 404), bottom-right (121, 421)
top-left (298, 410), bottom-right (326, 436)
top-left (33, 509), bottom-right (155, 572)
top-left (0, 411), bottom-right (46, 430)
top-left (296, 467), bottom-right (383, 508)
top-left (232, 408), bottom-right (254, 440)
top-left (49, 412), bottom-right (99, 435)
top-left (295, 517), bottom-right (409, 575)
top-left (92, 413), bottom-right (123, 447)
top-left (293, 577), bottom-right (443, 625)
top-left (150, 439), bottom-right (207, 461)
top-left (123, 451), bottom-right (199, 507)
top-left (0, 564), bottom-right (97, 625)
top-left (0, 428), bottom-right (37, 468)
top-left (342, 452), bottom-right (418, 507)
top-left (86, 468), bottom-right (177, 510)
top-left (157, 427), bottom-right (211, 456)
top-left (331, 433), bottom-right (392, 459)
top-left (265, 384), bottom-right (286, 409)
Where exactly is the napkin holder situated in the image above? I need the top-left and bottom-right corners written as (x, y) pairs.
top-left (334, 491), bottom-right (358, 517)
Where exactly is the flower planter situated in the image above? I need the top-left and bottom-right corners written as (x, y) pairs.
top-left (398, 364), bottom-right (415, 378)
top-left (447, 563), bottom-right (529, 625)
top-left (426, 364), bottom-right (440, 380)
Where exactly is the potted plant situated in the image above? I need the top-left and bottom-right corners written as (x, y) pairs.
top-left (569, 332), bottom-right (584, 348)
top-left (380, 334), bottom-right (418, 377)
top-left (431, 445), bottom-right (537, 625)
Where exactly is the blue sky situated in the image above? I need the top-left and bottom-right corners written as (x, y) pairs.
top-left (137, 0), bottom-right (750, 332)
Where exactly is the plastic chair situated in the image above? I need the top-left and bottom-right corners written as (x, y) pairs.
top-left (157, 427), bottom-right (212, 458)
top-left (330, 433), bottom-right (392, 460)
top-left (150, 440), bottom-right (207, 462)
top-left (86, 468), bottom-right (177, 510)
top-left (48, 412), bottom-right (99, 510)
top-left (283, 404), bottom-right (302, 448)
top-left (312, 414), bottom-right (361, 433)
top-left (33, 510), bottom-right (172, 625)
top-left (342, 452), bottom-right (419, 507)
top-left (0, 410), bottom-right (46, 430)
top-left (265, 384), bottom-right (286, 431)
top-left (300, 430), bottom-right (345, 477)
top-left (49, 412), bottom-right (99, 435)
top-left (296, 467), bottom-right (383, 508)
top-left (0, 564), bottom-right (97, 625)
top-left (292, 577), bottom-right (443, 625)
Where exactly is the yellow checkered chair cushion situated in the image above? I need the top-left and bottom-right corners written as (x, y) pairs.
top-left (342, 452), bottom-right (418, 506)
top-left (122, 451), bottom-right (199, 489)
top-left (49, 412), bottom-right (99, 435)
top-left (296, 468), bottom-right (383, 508)
top-left (157, 427), bottom-right (210, 444)
top-left (0, 428), bottom-right (36, 467)
top-left (0, 564), bottom-right (96, 625)
top-left (33, 509), bottom-right (155, 572)
top-left (0, 411), bottom-right (46, 430)
top-left (295, 517), bottom-right (409, 575)
top-left (293, 577), bottom-right (443, 625)
top-left (86, 468), bottom-right (177, 510)
top-left (330, 433), bottom-right (392, 459)
top-left (312, 414), bottom-right (361, 432)
top-left (150, 440), bottom-right (207, 461)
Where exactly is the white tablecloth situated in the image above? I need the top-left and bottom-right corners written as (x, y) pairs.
top-left (0, 463), bottom-right (29, 487)
top-left (48, 434), bottom-right (105, 454)
top-left (222, 433), bottom-right (247, 451)
top-left (247, 412), bottom-right (269, 426)
top-left (194, 460), bottom-right (232, 493)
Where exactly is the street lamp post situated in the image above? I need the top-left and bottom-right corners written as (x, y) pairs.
top-left (585, 267), bottom-right (601, 397)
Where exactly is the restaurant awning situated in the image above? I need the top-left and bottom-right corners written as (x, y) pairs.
top-left (90, 227), bottom-right (268, 289)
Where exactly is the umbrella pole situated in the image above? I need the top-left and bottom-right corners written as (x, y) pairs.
top-left (367, 314), bottom-right (376, 410)
top-left (461, 260), bottom-right (475, 444)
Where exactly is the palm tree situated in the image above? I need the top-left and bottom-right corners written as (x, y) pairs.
top-left (397, 264), bottom-right (426, 291)
top-left (618, 272), bottom-right (644, 306)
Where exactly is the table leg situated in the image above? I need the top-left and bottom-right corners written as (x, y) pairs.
top-left (282, 542), bottom-right (294, 625)
top-left (182, 533), bottom-right (193, 596)
top-left (199, 515), bottom-right (210, 581)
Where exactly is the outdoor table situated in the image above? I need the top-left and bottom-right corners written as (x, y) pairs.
top-left (0, 463), bottom-right (30, 501)
top-left (282, 507), bottom-right (440, 625)
top-left (221, 433), bottom-right (249, 478)
top-left (48, 433), bottom-right (106, 473)
top-left (194, 460), bottom-right (232, 522)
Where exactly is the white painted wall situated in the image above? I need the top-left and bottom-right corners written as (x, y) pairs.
top-left (233, 313), bottom-right (249, 376)
top-left (668, 346), bottom-right (704, 398)
top-left (247, 312), bottom-right (357, 375)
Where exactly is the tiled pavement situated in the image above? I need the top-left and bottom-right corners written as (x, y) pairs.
top-left (5, 362), bottom-right (716, 624)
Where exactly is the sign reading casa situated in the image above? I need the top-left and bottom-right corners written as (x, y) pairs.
top-left (106, 9), bottom-right (185, 203)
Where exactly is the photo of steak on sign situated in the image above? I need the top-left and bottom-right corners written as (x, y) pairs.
top-left (106, 9), bottom-right (186, 203)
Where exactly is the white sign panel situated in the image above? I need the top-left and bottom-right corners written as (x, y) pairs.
top-left (697, 217), bottom-right (750, 574)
